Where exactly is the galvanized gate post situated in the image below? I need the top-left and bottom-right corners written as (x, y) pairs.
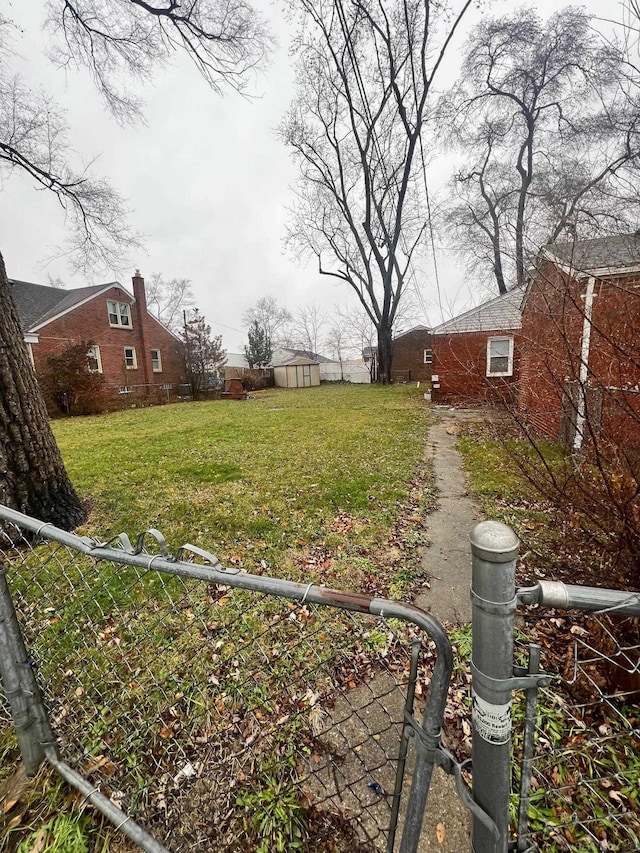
top-left (470, 522), bottom-right (519, 853)
top-left (0, 566), bottom-right (47, 775)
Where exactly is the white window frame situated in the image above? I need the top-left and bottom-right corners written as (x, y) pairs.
top-left (151, 348), bottom-right (162, 372)
top-left (107, 300), bottom-right (132, 328)
top-left (423, 348), bottom-right (433, 364)
top-left (87, 345), bottom-right (103, 373)
top-left (124, 346), bottom-right (137, 370)
top-left (486, 336), bottom-right (514, 377)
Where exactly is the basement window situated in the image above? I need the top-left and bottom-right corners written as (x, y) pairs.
top-left (486, 337), bottom-right (514, 377)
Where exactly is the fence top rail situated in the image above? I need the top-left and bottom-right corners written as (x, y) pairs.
top-left (518, 580), bottom-right (640, 617)
top-left (0, 502), bottom-right (453, 719)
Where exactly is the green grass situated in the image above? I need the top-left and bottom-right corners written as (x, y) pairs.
top-left (53, 384), bottom-right (429, 580)
top-left (1, 384), bottom-right (434, 851)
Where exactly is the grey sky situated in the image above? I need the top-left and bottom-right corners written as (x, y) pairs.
top-left (0, 0), bottom-right (618, 351)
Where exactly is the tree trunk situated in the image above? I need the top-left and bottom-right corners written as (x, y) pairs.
top-left (0, 252), bottom-right (86, 537)
top-left (377, 324), bottom-right (394, 385)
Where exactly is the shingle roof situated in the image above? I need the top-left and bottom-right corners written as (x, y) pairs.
top-left (394, 325), bottom-right (431, 339)
top-left (34, 284), bottom-right (120, 328)
top-left (276, 356), bottom-right (320, 366)
top-left (10, 279), bottom-right (122, 331)
top-left (545, 232), bottom-right (640, 273)
top-left (431, 288), bottom-right (523, 335)
top-left (271, 347), bottom-right (332, 365)
top-left (10, 280), bottom-right (69, 330)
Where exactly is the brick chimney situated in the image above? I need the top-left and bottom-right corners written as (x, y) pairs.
top-left (132, 269), bottom-right (147, 313)
top-left (132, 270), bottom-right (150, 384)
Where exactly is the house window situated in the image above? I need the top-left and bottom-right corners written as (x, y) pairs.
top-left (151, 348), bottom-right (162, 372)
top-left (118, 386), bottom-right (132, 394)
top-left (124, 347), bottom-right (137, 369)
top-left (423, 348), bottom-right (433, 364)
top-left (87, 345), bottom-right (102, 373)
top-left (486, 337), bottom-right (514, 377)
top-left (107, 300), bottom-right (132, 328)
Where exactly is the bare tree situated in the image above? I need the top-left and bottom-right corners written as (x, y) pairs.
top-left (243, 296), bottom-right (293, 347)
top-left (280, 0), bottom-right (472, 383)
top-left (146, 273), bottom-right (195, 333)
top-left (290, 302), bottom-right (327, 354)
top-left (444, 6), bottom-right (640, 293)
top-left (45, 0), bottom-right (271, 120)
top-left (0, 2), bottom-right (270, 533)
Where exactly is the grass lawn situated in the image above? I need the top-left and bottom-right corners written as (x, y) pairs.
top-left (1, 384), bottom-right (435, 852)
top-left (53, 383), bottom-right (432, 589)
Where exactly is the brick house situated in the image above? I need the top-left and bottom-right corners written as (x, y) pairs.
top-left (518, 233), bottom-right (640, 449)
top-left (11, 271), bottom-right (185, 399)
top-left (430, 289), bottom-right (522, 405)
top-left (363, 326), bottom-right (433, 382)
top-left (391, 326), bottom-right (433, 382)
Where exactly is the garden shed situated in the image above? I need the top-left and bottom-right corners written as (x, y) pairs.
top-left (273, 357), bottom-right (320, 388)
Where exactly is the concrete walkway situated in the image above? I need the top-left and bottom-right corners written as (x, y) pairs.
top-left (416, 410), bottom-right (482, 624)
top-left (409, 408), bottom-right (483, 851)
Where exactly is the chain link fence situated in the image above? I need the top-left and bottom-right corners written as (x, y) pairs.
top-left (1, 509), bottom-right (638, 852)
top-left (468, 523), bottom-right (640, 853)
top-left (0, 506), bottom-right (454, 853)
top-left (512, 610), bottom-right (639, 853)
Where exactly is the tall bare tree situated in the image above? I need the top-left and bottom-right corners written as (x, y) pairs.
top-left (445, 6), bottom-right (640, 293)
top-left (280, 0), bottom-right (471, 383)
top-left (146, 274), bottom-right (195, 333)
top-left (243, 296), bottom-right (292, 347)
top-left (0, 2), bottom-right (270, 533)
top-left (290, 303), bottom-right (327, 355)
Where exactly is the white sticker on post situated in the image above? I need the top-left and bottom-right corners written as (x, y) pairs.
top-left (472, 692), bottom-right (511, 744)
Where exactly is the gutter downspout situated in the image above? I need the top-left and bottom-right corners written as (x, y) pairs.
top-left (573, 275), bottom-right (595, 452)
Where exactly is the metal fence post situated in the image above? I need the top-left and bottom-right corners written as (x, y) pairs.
top-left (0, 566), bottom-right (45, 775)
top-left (470, 521), bottom-right (519, 853)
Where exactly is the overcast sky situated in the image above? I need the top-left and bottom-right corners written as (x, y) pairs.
top-left (0, 0), bottom-right (620, 351)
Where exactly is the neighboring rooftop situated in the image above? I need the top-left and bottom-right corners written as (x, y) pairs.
top-left (225, 352), bottom-right (250, 368)
top-left (431, 287), bottom-right (523, 335)
top-left (270, 347), bottom-right (332, 365)
top-left (275, 355), bottom-right (320, 367)
top-left (544, 232), bottom-right (640, 274)
top-left (393, 324), bottom-right (431, 339)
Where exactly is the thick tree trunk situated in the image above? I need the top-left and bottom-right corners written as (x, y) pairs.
top-left (377, 324), bottom-right (394, 385)
top-left (0, 252), bottom-right (86, 536)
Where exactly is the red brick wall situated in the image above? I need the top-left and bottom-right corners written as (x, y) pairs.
top-left (30, 281), bottom-right (185, 394)
top-left (431, 329), bottom-right (520, 405)
top-left (518, 263), bottom-right (640, 446)
top-left (391, 329), bottom-right (433, 382)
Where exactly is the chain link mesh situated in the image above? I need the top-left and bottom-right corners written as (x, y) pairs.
top-left (514, 612), bottom-right (639, 853)
top-left (0, 521), bottom-right (441, 852)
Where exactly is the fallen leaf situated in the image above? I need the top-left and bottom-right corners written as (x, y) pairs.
top-left (436, 822), bottom-right (446, 843)
top-left (2, 797), bottom-right (19, 814)
top-left (28, 826), bottom-right (48, 853)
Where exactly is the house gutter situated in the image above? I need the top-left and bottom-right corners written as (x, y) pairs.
top-left (573, 275), bottom-right (596, 452)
